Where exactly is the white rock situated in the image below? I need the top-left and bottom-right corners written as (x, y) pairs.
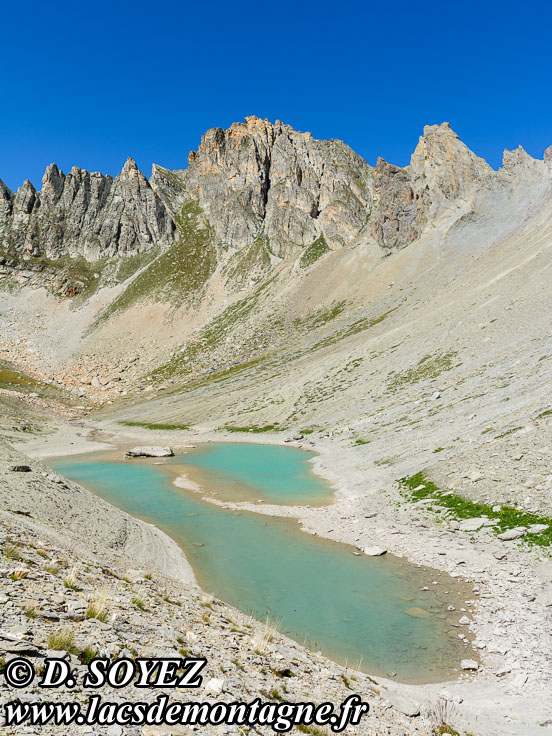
top-left (461, 659), bottom-right (479, 671)
top-left (124, 446), bottom-right (174, 458)
top-left (458, 518), bottom-right (486, 532)
top-left (509, 673), bottom-right (528, 688)
top-left (384, 693), bottom-right (420, 717)
top-left (205, 677), bottom-right (225, 695)
top-left (497, 528), bottom-right (526, 541)
top-left (459, 616), bottom-right (471, 625)
top-left (363, 546), bottom-right (387, 556)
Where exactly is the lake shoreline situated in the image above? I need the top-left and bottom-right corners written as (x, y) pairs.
top-left (49, 446), bottom-right (477, 684)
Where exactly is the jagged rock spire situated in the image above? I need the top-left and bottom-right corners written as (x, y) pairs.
top-left (0, 159), bottom-right (175, 260)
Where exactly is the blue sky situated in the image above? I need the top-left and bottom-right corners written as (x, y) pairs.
top-left (1, 0), bottom-right (551, 191)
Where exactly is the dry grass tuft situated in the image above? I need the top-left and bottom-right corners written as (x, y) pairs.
top-left (87, 587), bottom-right (110, 622)
top-left (250, 614), bottom-right (280, 655)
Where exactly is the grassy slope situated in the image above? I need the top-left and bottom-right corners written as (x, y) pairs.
top-left (92, 201), bottom-right (217, 325)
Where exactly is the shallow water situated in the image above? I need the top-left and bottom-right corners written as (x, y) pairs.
top-left (168, 442), bottom-right (333, 505)
top-left (51, 445), bottom-right (473, 683)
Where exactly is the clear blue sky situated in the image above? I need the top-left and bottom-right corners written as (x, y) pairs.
top-left (1, 0), bottom-right (551, 191)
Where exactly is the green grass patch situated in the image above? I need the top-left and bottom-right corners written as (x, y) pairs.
top-left (47, 629), bottom-right (97, 664)
top-left (293, 301), bottom-right (346, 332)
top-left (223, 234), bottom-right (272, 286)
top-left (311, 307), bottom-right (397, 352)
top-left (132, 597), bottom-right (146, 611)
top-left (271, 667), bottom-right (295, 678)
top-left (79, 645), bottom-right (99, 665)
top-left (296, 725), bottom-right (328, 736)
top-left (299, 235), bottom-right (330, 269)
top-left (259, 688), bottom-right (284, 702)
top-left (433, 725), bottom-right (460, 736)
top-left (51, 252), bottom-right (159, 304)
top-left (494, 426), bottom-right (523, 439)
top-left (86, 606), bottom-right (108, 623)
top-left (353, 438), bottom-right (370, 446)
top-left (3, 544), bottom-right (22, 560)
top-left (0, 364), bottom-right (42, 393)
top-left (399, 472), bottom-right (552, 547)
top-left (150, 277), bottom-right (275, 382)
top-left (120, 421), bottom-right (190, 431)
top-left (388, 352), bottom-right (458, 391)
top-left (0, 359), bottom-right (77, 406)
top-left (536, 409), bottom-right (552, 420)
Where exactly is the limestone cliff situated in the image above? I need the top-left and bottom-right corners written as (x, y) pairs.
top-left (0, 158), bottom-right (175, 261)
top-left (171, 117), bottom-right (375, 257)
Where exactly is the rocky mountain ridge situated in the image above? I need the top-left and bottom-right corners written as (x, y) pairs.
top-left (2, 118), bottom-right (549, 274)
top-left (0, 158), bottom-right (175, 262)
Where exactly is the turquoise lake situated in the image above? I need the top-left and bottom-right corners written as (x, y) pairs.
top-left (50, 444), bottom-right (471, 682)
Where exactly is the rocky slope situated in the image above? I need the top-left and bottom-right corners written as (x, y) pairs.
top-left (2, 117), bottom-right (549, 389)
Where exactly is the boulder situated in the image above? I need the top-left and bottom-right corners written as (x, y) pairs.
top-left (0, 634), bottom-right (41, 654)
top-left (384, 693), bottom-right (420, 717)
top-left (125, 446), bottom-right (174, 458)
top-left (9, 464), bottom-right (32, 472)
top-left (204, 677), bottom-right (225, 696)
top-left (363, 546), bottom-right (387, 556)
top-left (458, 518), bottom-right (486, 532)
top-left (497, 528), bottom-right (527, 541)
top-left (461, 659), bottom-right (479, 671)
top-left (528, 524), bottom-right (549, 534)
